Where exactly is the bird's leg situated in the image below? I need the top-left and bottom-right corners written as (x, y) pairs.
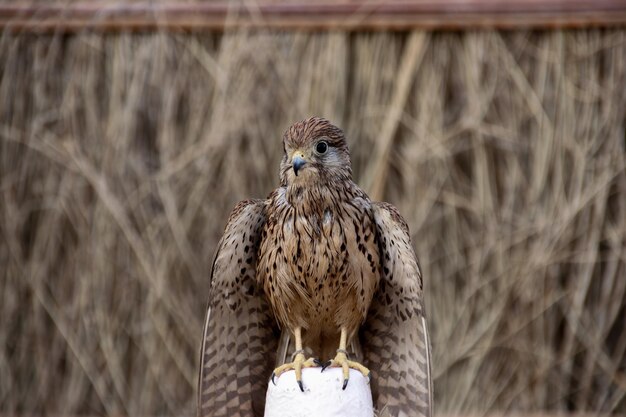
top-left (271, 327), bottom-right (318, 392)
top-left (321, 327), bottom-right (371, 390)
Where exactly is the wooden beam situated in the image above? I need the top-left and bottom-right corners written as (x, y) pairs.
top-left (1, 1), bottom-right (626, 33)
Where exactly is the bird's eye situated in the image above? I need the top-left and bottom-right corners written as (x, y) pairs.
top-left (315, 141), bottom-right (328, 154)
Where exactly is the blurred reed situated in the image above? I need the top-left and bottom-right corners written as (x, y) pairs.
top-left (0, 28), bottom-right (625, 415)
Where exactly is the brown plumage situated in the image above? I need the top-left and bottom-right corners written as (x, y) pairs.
top-left (198, 117), bottom-right (432, 417)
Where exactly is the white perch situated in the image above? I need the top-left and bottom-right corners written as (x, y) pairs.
top-left (265, 367), bottom-right (374, 417)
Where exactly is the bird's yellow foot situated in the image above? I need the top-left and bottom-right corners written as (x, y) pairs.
top-left (271, 351), bottom-right (320, 392)
top-left (321, 349), bottom-right (371, 390)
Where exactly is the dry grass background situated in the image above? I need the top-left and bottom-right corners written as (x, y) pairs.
top-left (1, 27), bottom-right (625, 416)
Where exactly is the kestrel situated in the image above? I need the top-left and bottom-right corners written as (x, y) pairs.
top-left (197, 117), bottom-right (432, 417)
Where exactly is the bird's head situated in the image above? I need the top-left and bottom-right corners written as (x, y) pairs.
top-left (279, 117), bottom-right (352, 187)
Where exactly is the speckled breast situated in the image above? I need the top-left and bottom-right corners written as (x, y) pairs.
top-left (257, 189), bottom-right (381, 333)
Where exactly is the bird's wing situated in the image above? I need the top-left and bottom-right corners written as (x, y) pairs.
top-left (198, 200), bottom-right (279, 417)
top-left (361, 202), bottom-right (433, 417)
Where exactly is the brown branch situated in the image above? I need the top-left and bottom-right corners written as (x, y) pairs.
top-left (1, 0), bottom-right (626, 32)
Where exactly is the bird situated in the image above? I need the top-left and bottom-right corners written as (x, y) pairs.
top-left (197, 117), bottom-right (432, 417)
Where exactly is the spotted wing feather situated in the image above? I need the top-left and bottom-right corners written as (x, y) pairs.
top-left (361, 202), bottom-right (433, 417)
top-left (197, 200), bottom-right (278, 417)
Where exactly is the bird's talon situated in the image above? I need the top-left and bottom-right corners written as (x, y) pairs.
top-left (313, 358), bottom-right (323, 367)
top-left (271, 353), bottom-right (317, 389)
top-left (321, 351), bottom-right (371, 388)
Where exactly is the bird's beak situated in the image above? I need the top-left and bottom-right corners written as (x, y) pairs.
top-left (292, 152), bottom-right (306, 176)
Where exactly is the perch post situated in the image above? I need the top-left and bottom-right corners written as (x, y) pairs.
top-left (265, 367), bottom-right (374, 417)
